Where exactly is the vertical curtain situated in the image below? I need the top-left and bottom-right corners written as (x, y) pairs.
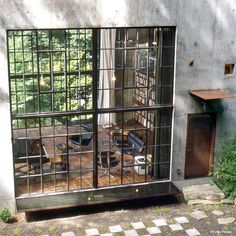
top-left (98, 29), bottom-right (116, 125)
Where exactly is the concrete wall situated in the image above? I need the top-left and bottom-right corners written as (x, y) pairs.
top-left (1, 0), bottom-right (236, 211)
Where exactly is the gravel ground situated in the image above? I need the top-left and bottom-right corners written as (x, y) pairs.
top-left (0, 195), bottom-right (235, 236)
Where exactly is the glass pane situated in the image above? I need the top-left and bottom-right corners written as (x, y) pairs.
top-left (162, 28), bottom-right (175, 47)
top-left (126, 29), bottom-right (136, 47)
top-left (115, 29), bottom-right (125, 48)
top-left (97, 112), bottom-right (121, 187)
top-left (137, 49), bottom-right (148, 72)
top-left (162, 47), bottom-right (175, 67)
top-left (53, 52), bottom-right (65, 72)
top-left (81, 171), bottom-right (93, 189)
top-left (43, 175), bottom-right (55, 193)
top-left (15, 178), bottom-right (28, 197)
top-left (138, 28), bottom-right (149, 47)
top-left (40, 93), bottom-right (52, 112)
top-left (29, 176), bottom-right (42, 194)
top-left (125, 49), bottom-right (136, 68)
top-left (56, 173), bottom-right (68, 192)
top-left (124, 88), bottom-right (148, 107)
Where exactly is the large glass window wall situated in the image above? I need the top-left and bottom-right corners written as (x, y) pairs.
top-left (8, 27), bottom-right (175, 198)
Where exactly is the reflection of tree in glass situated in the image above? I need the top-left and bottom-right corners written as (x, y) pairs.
top-left (8, 29), bottom-right (93, 122)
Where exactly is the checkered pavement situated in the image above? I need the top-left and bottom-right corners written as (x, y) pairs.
top-left (85, 216), bottom-right (200, 236)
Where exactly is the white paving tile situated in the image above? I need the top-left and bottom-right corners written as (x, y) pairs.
top-left (190, 210), bottom-right (208, 220)
top-left (169, 223), bottom-right (183, 231)
top-left (100, 234), bottom-right (113, 236)
top-left (62, 232), bottom-right (75, 236)
top-left (174, 216), bottom-right (189, 224)
top-left (131, 221), bottom-right (146, 229)
top-left (186, 228), bottom-right (201, 236)
top-left (152, 219), bottom-right (167, 226)
top-left (218, 217), bottom-right (235, 224)
top-left (124, 229), bottom-right (139, 236)
top-left (85, 228), bottom-right (99, 236)
top-left (146, 226), bottom-right (161, 234)
top-left (109, 225), bottom-right (123, 233)
top-left (212, 210), bottom-right (224, 216)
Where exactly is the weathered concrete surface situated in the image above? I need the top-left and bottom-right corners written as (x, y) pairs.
top-left (183, 183), bottom-right (225, 201)
top-left (0, 0), bottom-right (236, 210)
top-left (218, 217), bottom-right (235, 225)
top-left (212, 210), bottom-right (224, 216)
top-left (220, 198), bottom-right (235, 205)
top-left (188, 199), bottom-right (216, 205)
top-left (190, 210), bottom-right (208, 220)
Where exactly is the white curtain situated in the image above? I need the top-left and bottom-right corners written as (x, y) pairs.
top-left (98, 29), bottom-right (116, 126)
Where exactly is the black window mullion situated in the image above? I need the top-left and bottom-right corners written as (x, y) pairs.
top-left (64, 30), bottom-right (68, 112)
top-left (24, 118), bottom-right (30, 194)
top-left (49, 31), bottom-right (54, 113)
top-left (20, 32), bottom-right (27, 114)
top-left (92, 29), bottom-right (98, 188)
top-left (30, 31), bottom-right (35, 77)
top-left (13, 32), bottom-right (17, 75)
top-left (120, 112), bottom-right (124, 184)
top-left (52, 118), bottom-right (56, 192)
top-left (157, 29), bottom-right (163, 104)
top-left (14, 78), bottom-right (18, 115)
top-left (35, 31), bottom-right (41, 114)
top-left (38, 117), bottom-right (44, 194)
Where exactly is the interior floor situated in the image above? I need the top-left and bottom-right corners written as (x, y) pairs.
top-left (14, 122), bottom-right (155, 197)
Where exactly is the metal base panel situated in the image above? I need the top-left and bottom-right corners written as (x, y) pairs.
top-left (16, 182), bottom-right (180, 211)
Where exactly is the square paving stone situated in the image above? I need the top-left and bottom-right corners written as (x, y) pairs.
top-left (85, 228), bottom-right (99, 236)
top-left (152, 219), bottom-right (167, 226)
top-left (100, 234), bottom-right (113, 236)
top-left (185, 228), bottom-right (201, 236)
top-left (146, 226), bottom-right (161, 234)
top-left (109, 225), bottom-right (123, 233)
top-left (174, 216), bottom-right (189, 224)
top-left (169, 223), bottom-right (183, 231)
top-left (124, 229), bottom-right (139, 236)
top-left (218, 217), bottom-right (235, 224)
top-left (62, 232), bottom-right (75, 236)
top-left (212, 210), bottom-right (224, 216)
top-left (190, 210), bottom-right (208, 220)
top-left (131, 222), bottom-right (146, 229)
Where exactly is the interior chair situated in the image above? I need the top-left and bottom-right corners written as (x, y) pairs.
top-left (13, 138), bottom-right (48, 173)
top-left (116, 133), bottom-right (145, 155)
top-left (98, 151), bottom-right (120, 175)
top-left (69, 133), bottom-right (93, 146)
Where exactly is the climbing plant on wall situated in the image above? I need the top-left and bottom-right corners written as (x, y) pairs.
top-left (213, 135), bottom-right (236, 197)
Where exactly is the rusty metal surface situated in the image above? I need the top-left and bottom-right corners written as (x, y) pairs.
top-left (189, 89), bottom-right (235, 100)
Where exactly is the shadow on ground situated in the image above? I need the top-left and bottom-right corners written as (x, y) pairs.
top-left (25, 194), bottom-right (184, 222)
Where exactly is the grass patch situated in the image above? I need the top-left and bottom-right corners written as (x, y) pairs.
top-left (159, 207), bottom-right (170, 214)
top-left (13, 228), bottom-right (21, 236)
top-left (34, 228), bottom-right (42, 235)
top-left (144, 221), bottom-right (155, 227)
top-left (151, 207), bottom-right (160, 215)
top-left (48, 224), bottom-right (57, 233)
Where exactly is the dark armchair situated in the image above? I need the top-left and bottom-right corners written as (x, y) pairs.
top-left (69, 133), bottom-right (93, 146)
top-left (116, 133), bottom-right (145, 155)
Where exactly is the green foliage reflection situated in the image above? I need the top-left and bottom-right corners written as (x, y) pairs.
top-left (8, 29), bottom-right (93, 121)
